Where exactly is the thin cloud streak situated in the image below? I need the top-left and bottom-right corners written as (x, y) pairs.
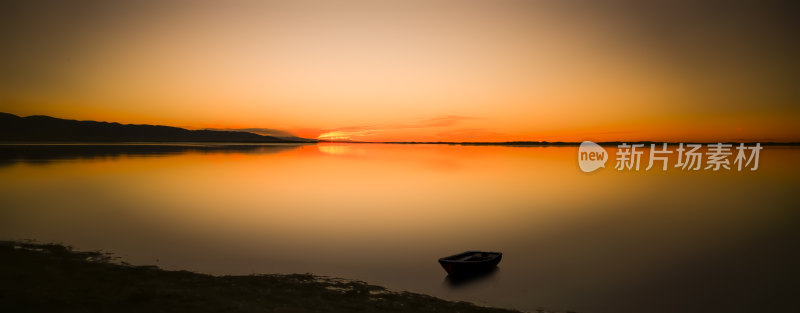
top-left (316, 115), bottom-right (479, 141)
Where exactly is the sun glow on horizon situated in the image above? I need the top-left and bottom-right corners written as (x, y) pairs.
top-left (317, 131), bottom-right (365, 141)
top-left (0, 1), bottom-right (797, 142)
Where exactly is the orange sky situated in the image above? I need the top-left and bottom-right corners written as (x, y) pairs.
top-left (1, 0), bottom-right (797, 142)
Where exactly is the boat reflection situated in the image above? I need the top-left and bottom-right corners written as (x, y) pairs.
top-left (444, 267), bottom-right (499, 287)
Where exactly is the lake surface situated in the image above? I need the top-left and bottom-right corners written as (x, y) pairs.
top-left (1, 143), bottom-right (798, 313)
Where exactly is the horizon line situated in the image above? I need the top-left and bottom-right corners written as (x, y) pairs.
top-left (3, 112), bottom-right (798, 146)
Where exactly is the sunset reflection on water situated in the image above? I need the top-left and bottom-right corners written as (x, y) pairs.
top-left (1, 143), bottom-right (797, 313)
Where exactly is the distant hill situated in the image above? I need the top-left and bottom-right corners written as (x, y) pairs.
top-left (202, 127), bottom-right (314, 142)
top-left (0, 113), bottom-right (314, 143)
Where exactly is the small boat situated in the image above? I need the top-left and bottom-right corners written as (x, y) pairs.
top-left (438, 251), bottom-right (502, 276)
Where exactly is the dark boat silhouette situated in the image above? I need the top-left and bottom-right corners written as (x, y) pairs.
top-left (438, 251), bottom-right (502, 276)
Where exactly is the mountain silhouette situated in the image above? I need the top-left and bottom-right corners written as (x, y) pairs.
top-left (0, 113), bottom-right (313, 143)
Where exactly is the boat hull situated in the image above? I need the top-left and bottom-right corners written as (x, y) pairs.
top-left (438, 251), bottom-right (502, 276)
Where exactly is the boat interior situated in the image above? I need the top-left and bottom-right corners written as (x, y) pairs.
top-left (443, 252), bottom-right (499, 262)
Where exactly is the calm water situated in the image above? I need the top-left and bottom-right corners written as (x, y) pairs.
top-left (1, 143), bottom-right (798, 313)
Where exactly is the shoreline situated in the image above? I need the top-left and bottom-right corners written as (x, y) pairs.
top-left (0, 241), bottom-right (534, 313)
top-left (2, 141), bottom-right (799, 147)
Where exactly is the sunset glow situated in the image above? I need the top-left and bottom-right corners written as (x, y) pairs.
top-left (1, 1), bottom-right (797, 142)
top-left (2, 2), bottom-right (799, 311)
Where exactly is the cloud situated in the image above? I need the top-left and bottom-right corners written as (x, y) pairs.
top-left (316, 115), bottom-right (480, 140)
top-left (413, 115), bottom-right (477, 128)
top-left (434, 128), bottom-right (505, 141)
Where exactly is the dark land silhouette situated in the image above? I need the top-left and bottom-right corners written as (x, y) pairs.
top-left (0, 113), bottom-right (314, 143)
top-left (0, 241), bottom-right (523, 313)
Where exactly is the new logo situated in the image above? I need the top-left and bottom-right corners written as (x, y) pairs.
top-left (578, 141), bottom-right (608, 173)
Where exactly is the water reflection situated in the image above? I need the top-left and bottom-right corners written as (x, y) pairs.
top-left (0, 143), bottom-right (305, 167)
top-left (0, 143), bottom-right (797, 313)
top-left (317, 144), bottom-right (368, 156)
top-left (444, 267), bottom-right (500, 287)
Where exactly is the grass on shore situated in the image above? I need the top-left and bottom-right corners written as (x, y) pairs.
top-left (0, 241), bottom-right (527, 313)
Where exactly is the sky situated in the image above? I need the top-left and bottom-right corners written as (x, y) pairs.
top-left (1, 0), bottom-right (798, 142)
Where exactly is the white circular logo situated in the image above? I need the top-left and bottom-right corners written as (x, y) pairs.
top-left (578, 141), bottom-right (608, 172)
